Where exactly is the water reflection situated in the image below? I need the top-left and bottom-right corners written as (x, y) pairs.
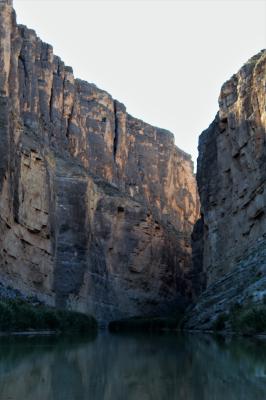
top-left (0, 332), bottom-right (265, 400)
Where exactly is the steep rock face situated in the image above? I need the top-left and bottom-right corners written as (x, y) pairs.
top-left (0, 1), bottom-right (199, 323)
top-left (186, 50), bottom-right (266, 329)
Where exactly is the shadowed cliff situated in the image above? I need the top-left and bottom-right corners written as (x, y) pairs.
top-left (186, 50), bottom-right (266, 331)
top-left (0, 0), bottom-right (199, 323)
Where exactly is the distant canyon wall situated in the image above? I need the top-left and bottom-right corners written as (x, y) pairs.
top-left (198, 50), bottom-right (266, 284)
top-left (187, 50), bottom-right (266, 329)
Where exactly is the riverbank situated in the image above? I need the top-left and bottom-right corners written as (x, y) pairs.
top-left (109, 315), bottom-right (183, 333)
top-left (0, 298), bottom-right (97, 334)
top-left (108, 303), bottom-right (266, 338)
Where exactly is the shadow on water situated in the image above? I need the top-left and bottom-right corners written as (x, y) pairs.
top-left (0, 331), bottom-right (265, 400)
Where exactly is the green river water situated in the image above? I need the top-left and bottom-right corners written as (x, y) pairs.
top-left (0, 332), bottom-right (265, 399)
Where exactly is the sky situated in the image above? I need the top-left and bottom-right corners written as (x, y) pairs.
top-left (13, 0), bottom-right (266, 165)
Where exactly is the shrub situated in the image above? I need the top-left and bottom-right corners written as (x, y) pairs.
top-left (0, 301), bottom-right (15, 331)
top-left (0, 299), bottom-right (97, 333)
top-left (231, 305), bottom-right (266, 335)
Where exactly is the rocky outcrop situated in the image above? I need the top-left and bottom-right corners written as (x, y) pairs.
top-left (186, 50), bottom-right (266, 330)
top-left (0, 0), bottom-right (199, 323)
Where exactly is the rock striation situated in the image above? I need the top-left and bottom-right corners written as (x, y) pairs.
top-left (186, 50), bottom-right (266, 330)
top-left (0, 0), bottom-right (199, 323)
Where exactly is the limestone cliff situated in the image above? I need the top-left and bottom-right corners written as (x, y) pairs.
top-left (186, 50), bottom-right (266, 330)
top-left (0, 0), bottom-right (199, 323)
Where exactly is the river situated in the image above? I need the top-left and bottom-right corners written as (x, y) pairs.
top-left (0, 332), bottom-right (265, 399)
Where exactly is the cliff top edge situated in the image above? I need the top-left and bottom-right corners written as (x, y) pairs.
top-left (7, 0), bottom-right (194, 163)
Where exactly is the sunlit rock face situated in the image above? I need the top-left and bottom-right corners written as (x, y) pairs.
top-left (0, 1), bottom-right (199, 323)
top-left (186, 50), bottom-right (266, 330)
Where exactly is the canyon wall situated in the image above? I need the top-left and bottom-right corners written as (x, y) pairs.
top-left (0, 0), bottom-right (199, 323)
top-left (186, 50), bottom-right (266, 329)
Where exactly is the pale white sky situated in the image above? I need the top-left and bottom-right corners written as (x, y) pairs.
top-left (13, 0), bottom-right (266, 164)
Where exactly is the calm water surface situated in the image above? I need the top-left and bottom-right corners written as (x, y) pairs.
top-left (0, 332), bottom-right (265, 400)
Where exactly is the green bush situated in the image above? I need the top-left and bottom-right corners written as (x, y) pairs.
top-left (231, 305), bottom-right (266, 335)
top-left (210, 303), bottom-right (266, 335)
top-left (0, 301), bottom-right (15, 331)
top-left (0, 299), bottom-right (97, 333)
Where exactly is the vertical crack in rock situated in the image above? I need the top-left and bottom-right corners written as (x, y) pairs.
top-left (49, 81), bottom-right (54, 125)
top-left (113, 100), bottom-right (119, 160)
top-left (0, 97), bottom-right (9, 190)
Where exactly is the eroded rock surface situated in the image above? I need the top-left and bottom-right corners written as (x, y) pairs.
top-left (186, 50), bottom-right (266, 329)
top-left (0, 0), bottom-right (199, 323)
